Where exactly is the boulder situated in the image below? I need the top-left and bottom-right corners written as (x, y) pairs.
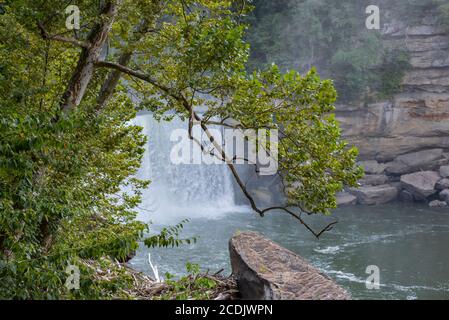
top-left (385, 149), bottom-right (444, 175)
top-left (229, 232), bottom-right (350, 300)
top-left (440, 166), bottom-right (449, 178)
top-left (358, 160), bottom-right (386, 175)
top-left (250, 188), bottom-right (274, 208)
top-left (439, 189), bottom-right (449, 202)
top-left (436, 178), bottom-right (449, 190)
top-left (336, 192), bottom-right (357, 206)
top-left (350, 185), bottom-right (398, 205)
top-left (400, 171), bottom-right (441, 200)
top-left (399, 190), bottom-right (415, 203)
top-left (359, 174), bottom-right (389, 186)
top-left (429, 200), bottom-right (448, 208)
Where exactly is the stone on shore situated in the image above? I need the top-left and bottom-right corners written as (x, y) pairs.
top-left (440, 166), bottom-right (449, 178)
top-left (436, 178), bottom-right (449, 190)
top-left (358, 160), bottom-right (386, 175)
top-left (385, 149), bottom-right (444, 176)
top-left (429, 200), bottom-right (448, 208)
top-left (439, 189), bottom-right (449, 202)
top-left (336, 192), bottom-right (357, 206)
top-left (350, 185), bottom-right (398, 205)
top-left (400, 171), bottom-right (441, 200)
top-left (229, 231), bottom-right (350, 300)
top-left (250, 187), bottom-right (275, 208)
top-left (359, 174), bottom-right (389, 186)
top-left (399, 190), bottom-right (415, 202)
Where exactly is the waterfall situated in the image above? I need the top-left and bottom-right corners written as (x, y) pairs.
top-left (131, 112), bottom-right (246, 224)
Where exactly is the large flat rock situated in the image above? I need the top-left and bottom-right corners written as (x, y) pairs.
top-left (229, 232), bottom-right (350, 300)
top-left (400, 171), bottom-right (441, 200)
top-left (385, 149), bottom-right (443, 175)
top-left (350, 185), bottom-right (398, 205)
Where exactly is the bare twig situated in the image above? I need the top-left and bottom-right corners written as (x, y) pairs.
top-left (37, 22), bottom-right (90, 49)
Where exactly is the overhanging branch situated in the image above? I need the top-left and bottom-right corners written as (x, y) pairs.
top-left (95, 61), bottom-right (175, 96)
top-left (94, 60), bottom-right (338, 239)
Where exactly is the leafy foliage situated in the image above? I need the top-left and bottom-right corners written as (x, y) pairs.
top-left (144, 220), bottom-right (197, 248)
top-left (155, 263), bottom-right (218, 300)
top-left (0, 0), bottom-right (361, 299)
top-left (0, 0), bottom-right (150, 299)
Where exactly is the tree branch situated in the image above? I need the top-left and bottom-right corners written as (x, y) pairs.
top-left (94, 60), bottom-right (338, 239)
top-left (96, 18), bottom-right (155, 111)
top-left (37, 22), bottom-right (90, 49)
top-left (95, 61), bottom-right (175, 97)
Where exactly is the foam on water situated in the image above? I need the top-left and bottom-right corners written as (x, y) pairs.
top-left (314, 246), bottom-right (341, 254)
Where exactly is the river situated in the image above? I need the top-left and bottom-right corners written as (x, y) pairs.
top-left (128, 113), bottom-right (449, 300)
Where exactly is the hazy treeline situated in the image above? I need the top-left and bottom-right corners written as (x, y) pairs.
top-left (246, 0), bottom-right (449, 102)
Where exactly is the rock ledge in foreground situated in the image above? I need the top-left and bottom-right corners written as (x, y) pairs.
top-left (229, 231), bottom-right (350, 300)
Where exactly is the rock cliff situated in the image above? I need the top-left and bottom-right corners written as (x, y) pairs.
top-left (335, 9), bottom-right (449, 207)
top-left (336, 15), bottom-right (449, 162)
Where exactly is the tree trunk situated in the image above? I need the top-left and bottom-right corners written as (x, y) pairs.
top-left (60, 0), bottom-right (121, 111)
top-left (39, 1), bottom-right (121, 252)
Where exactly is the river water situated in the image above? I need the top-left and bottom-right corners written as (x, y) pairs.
top-left (128, 113), bottom-right (449, 300)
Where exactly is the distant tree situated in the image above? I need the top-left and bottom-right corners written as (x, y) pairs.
top-left (0, 0), bottom-right (361, 298)
top-left (245, 0), bottom-right (425, 102)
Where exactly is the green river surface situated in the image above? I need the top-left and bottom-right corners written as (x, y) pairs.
top-left (130, 203), bottom-right (449, 300)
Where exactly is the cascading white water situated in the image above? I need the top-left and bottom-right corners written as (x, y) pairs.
top-left (131, 112), bottom-right (246, 224)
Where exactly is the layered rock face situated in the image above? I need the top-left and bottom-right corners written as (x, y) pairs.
top-left (229, 231), bottom-right (350, 300)
top-left (336, 15), bottom-right (449, 162)
top-left (335, 11), bottom-right (449, 207)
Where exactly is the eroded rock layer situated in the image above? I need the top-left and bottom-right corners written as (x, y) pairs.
top-left (229, 231), bottom-right (350, 300)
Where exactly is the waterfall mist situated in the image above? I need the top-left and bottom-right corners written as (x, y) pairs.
top-left (131, 112), bottom-right (249, 225)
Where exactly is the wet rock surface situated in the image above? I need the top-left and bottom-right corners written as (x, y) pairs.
top-left (436, 178), bottom-right (449, 190)
top-left (439, 166), bottom-right (449, 178)
top-left (350, 185), bottom-right (398, 205)
top-left (334, 13), bottom-right (449, 162)
top-left (229, 232), bottom-right (350, 300)
top-left (439, 189), bottom-right (449, 202)
top-left (400, 171), bottom-right (441, 200)
top-left (429, 200), bottom-right (448, 208)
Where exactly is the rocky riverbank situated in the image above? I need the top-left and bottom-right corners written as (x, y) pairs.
top-left (338, 148), bottom-right (449, 207)
top-left (335, 12), bottom-right (449, 163)
top-left (334, 8), bottom-right (449, 208)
